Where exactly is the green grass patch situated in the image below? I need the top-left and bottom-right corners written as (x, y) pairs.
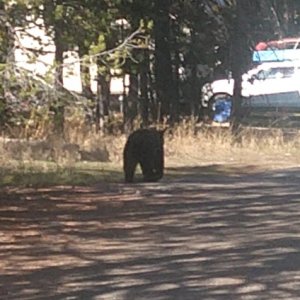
top-left (0, 160), bottom-right (123, 187)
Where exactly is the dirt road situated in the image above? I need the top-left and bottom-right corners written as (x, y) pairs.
top-left (1, 164), bottom-right (300, 299)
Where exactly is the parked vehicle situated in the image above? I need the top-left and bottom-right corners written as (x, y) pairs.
top-left (201, 61), bottom-right (300, 123)
top-left (201, 37), bottom-right (300, 124)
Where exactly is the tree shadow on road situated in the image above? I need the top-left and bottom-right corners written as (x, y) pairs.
top-left (1, 164), bottom-right (300, 299)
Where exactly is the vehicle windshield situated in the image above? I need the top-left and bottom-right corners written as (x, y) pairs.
top-left (256, 66), bottom-right (296, 80)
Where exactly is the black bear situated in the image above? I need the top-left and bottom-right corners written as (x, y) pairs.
top-left (123, 128), bottom-right (166, 183)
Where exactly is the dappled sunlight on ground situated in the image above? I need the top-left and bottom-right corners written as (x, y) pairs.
top-left (2, 165), bottom-right (300, 299)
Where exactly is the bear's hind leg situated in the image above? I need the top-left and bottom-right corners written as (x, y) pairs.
top-left (140, 162), bottom-right (161, 182)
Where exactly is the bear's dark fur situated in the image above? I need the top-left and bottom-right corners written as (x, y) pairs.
top-left (123, 128), bottom-right (166, 183)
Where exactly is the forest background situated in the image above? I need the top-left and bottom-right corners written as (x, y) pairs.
top-left (0, 0), bottom-right (300, 185)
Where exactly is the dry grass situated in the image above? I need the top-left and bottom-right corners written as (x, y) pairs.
top-left (1, 118), bottom-right (300, 186)
top-left (165, 123), bottom-right (300, 168)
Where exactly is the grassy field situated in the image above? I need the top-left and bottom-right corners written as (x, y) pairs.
top-left (1, 123), bottom-right (300, 187)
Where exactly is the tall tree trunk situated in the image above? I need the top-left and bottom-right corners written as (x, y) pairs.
top-left (0, 3), bottom-right (14, 130)
top-left (53, 0), bottom-right (64, 88)
top-left (95, 78), bottom-right (104, 133)
top-left (122, 71), bottom-right (129, 131)
top-left (54, 35), bottom-right (64, 87)
top-left (124, 72), bottom-right (138, 131)
top-left (171, 21), bottom-right (180, 123)
top-left (52, 37), bottom-right (65, 135)
top-left (231, 0), bottom-right (250, 135)
top-left (102, 73), bottom-right (110, 117)
top-left (140, 49), bottom-right (149, 127)
top-left (95, 57), bottom-right (105, 133)
top-left (79, 47), bottom-right (93, 99)
top-left (95, 72), bottom-right (110, 133)
top-left (154, 0), bottom-right (173, 121)
top-left (52, 4), bottom-right (65, 135)
top-left (0, 2), bottom-right (12, 64)
top-left (189, 29), bottom-right (201, 118)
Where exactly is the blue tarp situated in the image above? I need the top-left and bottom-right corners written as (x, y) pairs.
top-left (213, 99), bottom-right (232, 123)
top-left (252, 49), bottom-right (300, 63)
